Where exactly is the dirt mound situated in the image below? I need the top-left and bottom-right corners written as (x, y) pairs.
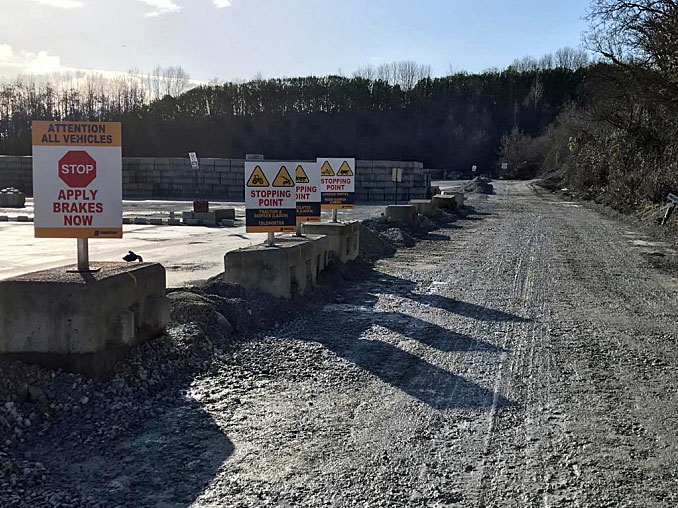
top-left (381, 227), bottom-right (416, 247)
top-left (359, 224), bottom-right (397, 260)
top-left (463, 177), bottom-right (494, 194)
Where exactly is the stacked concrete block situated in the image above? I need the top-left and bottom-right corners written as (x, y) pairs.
top-left (355, 160), bottom-right (426, 203)
top-left (0, 156), bottom-right (32, 196)
top-left (0, 187), bottom-right (26, 208)
top-left (1, 155), bottom-right (427, 202)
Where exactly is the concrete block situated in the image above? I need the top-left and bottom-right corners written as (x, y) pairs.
top-left (123, 217), bottom-right (132, 224)
top-left (149, 218), bottom-right (163, 225)
top-left (410, 199), bottom-right (437, 217)
top-left (167, 218), bottom-right (181, 226)
top-left (213, 208), bottom-right (236, 220)
top-left (220, 219), bottom-right (235, 227)
top-left (0, 262), bottom-right (169, 376)
top-left (16, 215), bottom-right (31, 222)
top-left (432, 194), bottom-right (457, 211)
top-left (134, 218), bottom-right (149, 225)
top-left (0, 215), bottom-right (8, 221)
top-left (301, 221), bottom-right (360, 264)
top-left (0, 191), bottom-right (26, 208)
top-left (385, 205), bottom-right (417, 222)
top-left (450, 191), bottom-right (465, 208)
top-left (224, 234), bottom-right (329, 298)
top-left (181, 211), bottom-right (217, 226)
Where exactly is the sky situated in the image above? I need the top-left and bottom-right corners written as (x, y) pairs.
top-left (0, 0), bottom-right (593, 82)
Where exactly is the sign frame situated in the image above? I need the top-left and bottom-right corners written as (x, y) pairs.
top-left (32, 120), bottom-right (122, 239)
top-left (318, 157), bottom-right (355, 210)
top-left (245, 161), bottom-right (296, 233)
top-left (293, 161), bottom-right (321, 223)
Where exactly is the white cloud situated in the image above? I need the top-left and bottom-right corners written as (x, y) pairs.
top-left (213, 0), bottom-right (231, 7)
top-left (138, 0), bottom-right (181, 17)
top-left (0, 43), bottom-right (207, 89)
top-left (27, 0), bottom-right (85, 8)
top-left (0, 44), bottom-right (14, 62)
top-left (0, 45), bottom-right (66, 75)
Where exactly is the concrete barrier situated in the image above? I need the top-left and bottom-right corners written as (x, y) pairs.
top-left (432, 194), bottom-right (457, 211)
top-left (0, 262), bottom-right (169, 376)
top-left (301, 222), bottom-right (360, 264)
top-left (444, 191), bottom-right (464, 208)
top-left (224, 234), bottom-right (330, 298)
top-left (385, 205), bottom-right (417, 222)
top-left (0, 188), bottom-right (25, 208)
top-left (182, 211), bottom-right (217, 226)
top-left (410, 199), bottom-right (437, 217)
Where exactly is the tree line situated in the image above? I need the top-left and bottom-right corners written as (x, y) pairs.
top-left (0, 58), bottom-right (586, 172)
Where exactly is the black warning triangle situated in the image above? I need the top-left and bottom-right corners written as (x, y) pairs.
top-left (295, 165), bottom-right (309, 183)
top-left (320, 160), bottom-right (335, 176)
top-left (272, 165), bottom-right (295, 187)
top-left (337, 161), bottom-right (354, 176)
top-left (247, 166), bottom-right (269, 187)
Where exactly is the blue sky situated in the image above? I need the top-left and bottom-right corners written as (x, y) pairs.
top-left (0, 0), bottom-right (592, 81)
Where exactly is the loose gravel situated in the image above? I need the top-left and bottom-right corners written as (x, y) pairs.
top-left (2, 182), bottom-right (678, 507)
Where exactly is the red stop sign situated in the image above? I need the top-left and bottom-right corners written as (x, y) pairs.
top-left (58, 150), bottom-right (97, 188)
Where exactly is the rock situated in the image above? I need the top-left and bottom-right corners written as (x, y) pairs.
top-left (27, 385), bottom-right (47, 404)
top-left (214, 312), bottom-right (233, 335)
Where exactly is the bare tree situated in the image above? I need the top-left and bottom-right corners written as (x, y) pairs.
top-left (555, 47), bottom-right (590, 70)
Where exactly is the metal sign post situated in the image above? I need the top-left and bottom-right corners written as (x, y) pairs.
top-left (332, 209), bottom-right (338, 222)
top-left (266, 232), bottom-right (275, 246)
top-left (77, 238), bottom-right (89, 271)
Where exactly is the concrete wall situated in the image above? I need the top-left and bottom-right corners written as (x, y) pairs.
top-left (0, 156), bottom-right (427, 202)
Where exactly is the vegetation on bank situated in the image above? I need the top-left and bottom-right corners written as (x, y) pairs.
top-left (501, 0), bottom-right (678, 212)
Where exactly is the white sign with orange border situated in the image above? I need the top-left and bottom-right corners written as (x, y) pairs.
top-left (245, 161), bottom-right (296, 233)
top-left (32, 121), bottom-right (122, 238)
top-left (317, 157), bottom-right (355, 209)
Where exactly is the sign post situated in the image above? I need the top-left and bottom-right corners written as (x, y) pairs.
top-left (245, 162), bottom-right (296, 245)
top-left (32, 120), bottom-right (122, 272)
top-left (293, 161), bottom-right (320, 236)
top-left (392, 167), bottom-right (402, 204)
top-left (318, 158), bottom-right (355, 223)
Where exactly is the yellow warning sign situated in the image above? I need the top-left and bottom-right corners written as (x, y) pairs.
top-left (320, 161), bottom-right (335, 176)
top-left (337, 160), bottom-right (354, 176)
top-left (247, 166), bottom-right (270, 187)
top-left (295, 165), bottom-right (309, 183)
top-left (272, 165), bottom-right (295, 187)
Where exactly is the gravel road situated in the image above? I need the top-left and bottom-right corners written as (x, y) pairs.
top-left (2, 180), bottom-right (677, 507)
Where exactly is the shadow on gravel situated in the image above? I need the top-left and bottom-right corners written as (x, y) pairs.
top-left (297, 321), bottom-right (509, 411)
top-left (373, 273), bottom-right (532, 323)
top-left (323, 305), bottom-right (505, 354)
top-left (57, 395), bottom-right (233, 507)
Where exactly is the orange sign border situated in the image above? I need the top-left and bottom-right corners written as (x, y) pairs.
top-left (32, 121), bottom-right (122, 147)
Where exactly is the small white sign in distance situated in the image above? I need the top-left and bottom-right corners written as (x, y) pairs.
top-left (188, 151), bottom-right (199, 169)
top-left (392, 167), bottom-right (403, 183)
